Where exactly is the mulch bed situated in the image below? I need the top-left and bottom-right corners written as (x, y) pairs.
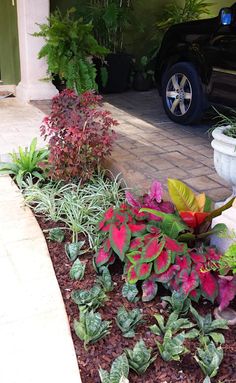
top-left (37, 215), bottom-right (236, 383)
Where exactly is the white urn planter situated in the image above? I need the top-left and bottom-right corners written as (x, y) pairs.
top-left (211, 126), bottom-right (236, 201)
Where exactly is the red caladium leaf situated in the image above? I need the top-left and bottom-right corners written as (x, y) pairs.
top-left (198, 269), bottom-right (218, 303)
top-left (98, 207), bottom-right (114, 230)
top-left (179, 270), bottom-right (199, 296)
top-left (129, 237), bottom-right (143, 251)
top-left (147, 224), bottom-right (161, 235)
top-left (95, 247), bottom-right (111, 267)
top-left (142, 279), bottom-right (158, 302)
top-left (143, 233), bottom-right (156, 245)
top-left (152, 264), bottom-right (180, 283)
top-left (127, 265), bottom-right (139, 284)
top-left (107, 253), bottom-right (116, 266)
top-left (189, 289), bottom-right (201, 302)
top-left (165, 237), bottom-right (185, 253)
top-left (134, 262), bottom-right (152, 281)
top-left (104, 238), bottom-right (111, 252)
top-left (123, 260), bottom-right (132, 275)
top-left (109, 224), bottom-right (131, 261)
top-left (206, 247), bottom-right (221, 261)
top-left (175, 254), bottom-right (191, 270)
top-left (169, 277), bottom-right (181, 292)
top-left (189, 250), bottom-right (206, 264)
top-left (126, 252), bottom-right (142, 265)
top-left (135, 210), bottom-right (149, 221)
top-left (115, 212), bottom-right (129, 224)
top-left (153, 249), bottom-right (171, 274)
top-left (125, 191), bottom-right (141, 208)
top-left (218, 276), bottom-right (236, 311)
top-left (142, 238), bottom-right (165, 263)
top-left (128, 223), bottom-right (146, 236)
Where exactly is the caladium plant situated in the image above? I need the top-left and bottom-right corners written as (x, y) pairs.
top-left (116, 306), bottom-right (143, 338)
top-left (190, 306), bottom-right (228, 345)
top-left (99, 353), bottom-right (129, 383)
top-left (194, 342), bottom-right (223, 381)
top-left (71, 285), bottom-right (107, 313)
top-left (125, 339), bottom-right (156, 375)
top-left (156, 329), bottom-right (189, 362)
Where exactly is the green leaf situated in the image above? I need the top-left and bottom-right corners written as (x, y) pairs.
top-left (47, 227), bottom-right (65, 242)
top-left (122, 282), bottom-right (139, 303)
top-left (209, 332), bottom-right (225, 345)
top-left (125, 339), bottom-right (156, 375)
top-left (65, 241), bottom-right (87, 261)
top-left (167, 178), bottom-right (199, 212)
top-left (97, 266), bottom-right (114, 292)
top-left (116, 306), bottom-right (143, 338)
top-left (69, 258), bottom-right (86, 280)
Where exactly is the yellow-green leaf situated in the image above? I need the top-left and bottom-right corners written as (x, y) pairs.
top-left (195, 193), bottom-right (206, 212)
top-left (167, 179), bottom-right (199, 212)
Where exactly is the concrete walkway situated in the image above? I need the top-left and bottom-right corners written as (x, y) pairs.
top-left (0, 99), bottom-right (81, 383)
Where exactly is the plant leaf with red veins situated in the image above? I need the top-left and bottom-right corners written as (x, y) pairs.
top-left (123, 260), bottom-right (132, 275)
top-left (175, 254), bottom-right (191, 270)
top-left (152, 264), bottom-right (180, 283)
top-left (189, 250), bottom-right (206, 264)
top-left (107, 253), bottom-right (116, 265)
top-left (189, 289), bottom-right (201, 302)
top-left (206, 247), bottom-right (221, 261)
top-left (127, 265), bottom-right (139, 284)
top-left (198, 270), bottom-right (218, 303)
top-left (179, 270), bottom-right (199, 296)
top-left (126, 252), bottom-right (142, 265)
top-left (128, 223), bottom-right (146, 236)
top-left (129, 237), bottom-right (143, 251)
top-left (125, 191), bottom-right (141, 208)
top-left (98, 207), bottom-right (114, 230)
top-left (142, 238), bottom-right (165, 263)
top-left (143, 233), bottom-right (156, 245)
top-left (218, 276), bottom-right (236, 311)
top-left (142, 279), bottom-right (158, 302)
top-left (134, 262), bottom-right (152, 281)
top-left (154, 249), bottom-right (171, 274)
top-left (109, 224), bottom-right (131, 261)
top-left (104, 238), bottom-right (111, 252)
top-left (95, 247), bottom-right (111, 267)
top-left (147, 224), bottom-right (161, 235)
top-left (165, 237), bottom-right (185, 253)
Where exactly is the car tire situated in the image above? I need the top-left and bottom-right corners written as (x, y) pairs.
top-left (161, 62), bottom-right (207, 125)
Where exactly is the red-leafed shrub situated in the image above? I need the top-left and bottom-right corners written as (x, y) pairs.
top-left (40, 89), bottom-right (117, 182)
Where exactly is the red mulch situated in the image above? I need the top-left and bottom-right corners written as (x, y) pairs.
top-left (37, 216), bottom-right (236, 383)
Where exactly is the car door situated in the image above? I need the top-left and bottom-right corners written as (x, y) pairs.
top-left (207, 20), bottom-right (236, 107)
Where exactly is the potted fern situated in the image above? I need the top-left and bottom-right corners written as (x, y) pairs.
top-left (33, 8), bottom-right (108, 94)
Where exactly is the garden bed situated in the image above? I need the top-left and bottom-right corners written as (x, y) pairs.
top-left (37, 215), bottom-right (236, 383)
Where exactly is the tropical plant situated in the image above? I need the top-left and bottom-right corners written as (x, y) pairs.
top-left (74, 310), bottom-right (111, 348)
top-left (212, 107), bottom-right (236, 139)
top-left (116, 306), bottom-right (143, 338)
top-left (40, 89), bottom-right (117, 183)
top-left (97, 266), bottom-right (114, 292)
top-left (46, 227), bottom-right (65, 242)
top-left (125, 339), bottom-right (156, 375)
top-left (122, 282), bottom-right (139, 303)
top-left (194, 342), bottom-right (223, 382)
top-left (150, 311), bottom-right (196, 337)
top-left (0, 138), bottom-right (48, 188)
top-left (65, 241), bottom-right (88, 261)
top-left (69, 258), bottom-right (86, 280)
top-left (99, 353), bottom-right (130, 383)
top-left (190, 306), bottom-right (228, 345)
top-left (162, 290), bottom-right (191, 316)
top-left (71, 284), bottom-right (107, 313)
top-left (156, 329), bottom-right (189, 362)
top-left (33, 8), bottom-right (108, 94)
top-left (219, 243), bottom-right (236, 274)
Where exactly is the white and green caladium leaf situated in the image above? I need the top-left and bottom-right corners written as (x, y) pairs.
top-left (71, 284), bottom-right (107, 313)
top-left (69, 258), bottom-right (86, 280)
top-left (99, 354), bottom-right (129, 383)
top-left (47, 227), bottom-right (65, 242)
top-left (125, 339), bottom-right (157, 375)
top-left (122, 282), bottom-right (139, 303)
top-left (74, 310), bottom-right (111, 348)
top-left (156, 330), bottom-right (189, 362)
top-left (150, 311), bottom-right (195, 337)
top-left (190, 306), bottom-right (228, 344)
top-left (97, 266), bottom-right (114, 292)
top-left (162, 290), bottom-right (191, 316)
top-left (194, 342), bottom-right (223, 379)
top-left (116, 306), bottom-right (143, 338)
top-left (65, 240), bottom-right (88, 261)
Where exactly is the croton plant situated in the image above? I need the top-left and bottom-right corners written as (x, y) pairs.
top-left (94, 179), bottom-right (231, 303)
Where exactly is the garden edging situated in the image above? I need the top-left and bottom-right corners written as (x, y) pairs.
top-left (0, 175), bottom-right (82, 383)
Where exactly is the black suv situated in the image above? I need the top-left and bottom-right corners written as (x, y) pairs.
top-left (155, 4), bottom-right (236, 124)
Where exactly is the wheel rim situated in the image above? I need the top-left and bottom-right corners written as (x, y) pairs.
top-left (166, 73), bottom-right (192, 116)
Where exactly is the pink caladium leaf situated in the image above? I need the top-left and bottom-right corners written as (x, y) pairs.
top-left (175, 254), bottom-right (191, 270)
top-left (188, 249), bottom-right (206, 264)
top-left (128, 223), bottom-right (146, 236)
top-left (129, 237), bottom-right (143, 251)
top-left (148, 180), bottom-right (164, 203)
top-left (179, 270), bottom-right (199, 296)
top-left (103, 238), bottom-right (111, 252)
top-left (189, 289), bottom-right (201, 302)
top-left (127, 265), bottom-right (139, 284)
top-left (206, 247), bottom-right (222, 261)
top-left (169, 277), bottom-right (181, 292)
top-left (153, 249), bottom-right (172, 274)
top-left (123, 260), bottom-right (132, 275)
top-left (218, 276), bottom-right (236, 311)
top-left (165, 237), bottom-right (185, 253)
top-left (147, 225), bottom-right (161, 235)
top-left (134, 262), bottom-right (152, 281)
top-left (152, 264), bottom-right (180, 283)
top-left (198, 269), bottom-right (218, 303)
top-left (125, 191), bottom-right (141, 208)
top-left (109, 224), bottom-right (131, 261)
top-left (95, 247), bottom-right (111, 267)
top-left (142, 279), bottom-right (158, 302)
top-left (107, 253), bottom-right (116, 265)
top-left (98, 207), bottom-right (114, 230)
top-left (142, 238), bottom-right (165, 263)
top-left (126, 252), bottom-right (142, 265)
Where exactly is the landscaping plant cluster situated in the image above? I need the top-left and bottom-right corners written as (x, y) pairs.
top-left (1, 89), bottom-right (235, 382)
